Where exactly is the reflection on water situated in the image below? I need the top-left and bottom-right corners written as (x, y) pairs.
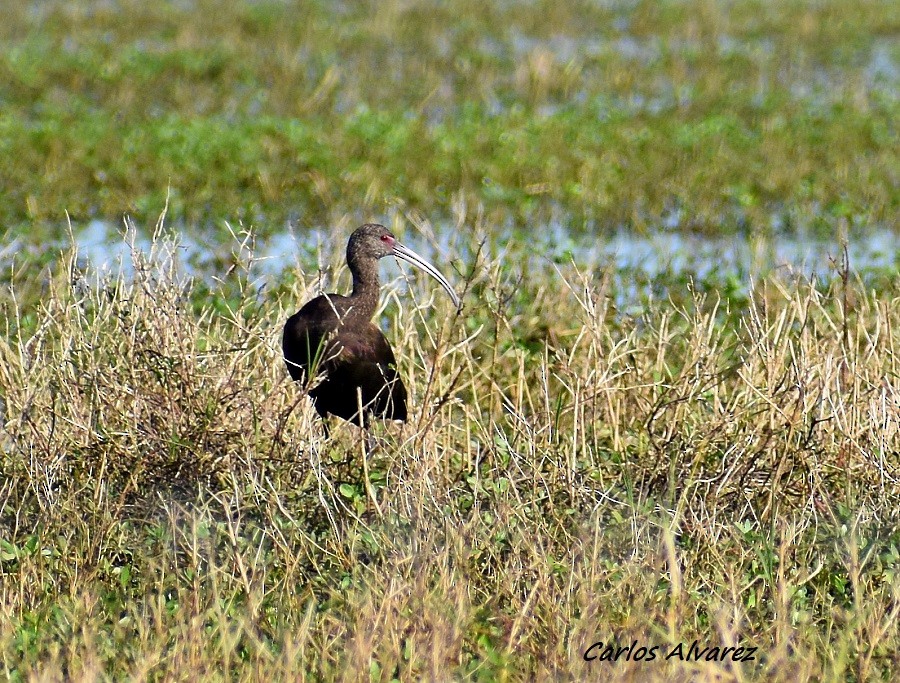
top-left (573, 228), bottom-right (896, 313)
top-left (580, 229), bottom-right (897, 280)
top-left (68, 219), bottom-right (898, 309)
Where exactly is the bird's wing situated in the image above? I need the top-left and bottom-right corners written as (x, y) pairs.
top-left (282, 297), bottom-right (343, 383)
top-left (312, 324), bottom-right (408, 421)
top-left (330, 323), bottom-right (399, 369)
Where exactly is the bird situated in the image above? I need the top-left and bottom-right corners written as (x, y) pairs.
top-left (283, 223), bottom-right (460, 430)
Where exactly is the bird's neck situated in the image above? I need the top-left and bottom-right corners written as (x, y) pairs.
top-left (347, 257), bottom-right (380, 320)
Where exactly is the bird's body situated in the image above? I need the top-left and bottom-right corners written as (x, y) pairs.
top-left (283, 224), bottom-right (458, 429)
top-left (283, 294), bottom-right (407, 425)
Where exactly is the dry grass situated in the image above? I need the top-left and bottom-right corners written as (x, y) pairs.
top-left (1, 217), bottom-right (899, 681)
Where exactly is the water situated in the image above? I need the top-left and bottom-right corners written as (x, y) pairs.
top-left (67, 218), bottom-right (898, 312)
top-left (577, 229), bottom-right (897, 281)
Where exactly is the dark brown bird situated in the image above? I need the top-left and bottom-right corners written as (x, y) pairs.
top-left (283, 223), bottom-right (460, 429)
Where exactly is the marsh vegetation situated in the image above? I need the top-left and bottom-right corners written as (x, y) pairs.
top-left (1, 0), bottom-right (898, 680)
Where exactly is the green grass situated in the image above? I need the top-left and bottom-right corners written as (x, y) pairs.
top-left (1, 0), bottom-right (897, 234)
top-left (1, 0), bottom-right (899, 679)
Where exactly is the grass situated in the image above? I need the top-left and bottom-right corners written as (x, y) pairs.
top-left (1, 0), bottom-right (897, 234)
top-left (1, 215), bottom-right (899, 680)
top-left (1, 0), bottom-right (898, 679)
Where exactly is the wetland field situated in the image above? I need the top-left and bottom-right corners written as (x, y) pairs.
top-left (1, 1), bottom-right (899, 680)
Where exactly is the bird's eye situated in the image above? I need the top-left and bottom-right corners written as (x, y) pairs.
top-left (380, 234), bottom-right (391, 242)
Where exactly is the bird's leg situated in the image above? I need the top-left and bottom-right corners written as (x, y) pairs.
top-left (359, 432), bottom-right (382, 517)
top-left (355, 389), bottom-right (383, 516)
top-left (307, 426), bottom-right (342, 538)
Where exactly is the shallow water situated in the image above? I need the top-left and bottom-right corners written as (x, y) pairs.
top-left (578, 229), bottom-right (897, 280)
top-left (71, 219), bottom-right (897, 311)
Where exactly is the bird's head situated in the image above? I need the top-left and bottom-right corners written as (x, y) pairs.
top-left (348, 223), bottom-right (399, 260)
top-left (347, 223), bottom-right (461, 308)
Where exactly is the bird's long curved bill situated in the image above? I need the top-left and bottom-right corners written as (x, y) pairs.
top-left (392, 243), bottom-right (461, 309)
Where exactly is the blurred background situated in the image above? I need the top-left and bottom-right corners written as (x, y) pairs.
top-left (1, 0), bottom-right (895, 249)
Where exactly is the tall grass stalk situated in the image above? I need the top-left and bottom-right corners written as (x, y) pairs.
top-left (1, 222), bottom-right (898, 680)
